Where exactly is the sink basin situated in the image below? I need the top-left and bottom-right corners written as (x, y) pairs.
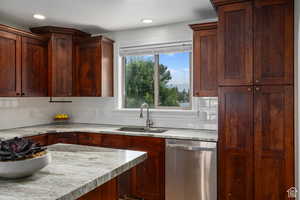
top-left (118, 126), bottom-right (167, 133)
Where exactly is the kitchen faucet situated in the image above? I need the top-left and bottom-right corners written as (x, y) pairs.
top-left (140, 103), bottom-right (153, 129)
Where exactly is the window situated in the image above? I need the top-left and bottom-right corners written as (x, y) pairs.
top-left (121, 42), bottom-right (191, 109)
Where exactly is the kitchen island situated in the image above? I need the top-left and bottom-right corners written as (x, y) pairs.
top-left (0, 144), bottom-right (147, 200)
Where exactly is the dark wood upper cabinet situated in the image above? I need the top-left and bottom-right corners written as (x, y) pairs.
top-left (217, 2), bottom-right (253, 86)
top-left (254, 0), bottom-right (293, 85)
top-left (190, 22), bottom-right (218, 97)
top-left (0, 29), bottom-right (21, 97)
top-left (74, 36), bottom-right (114, 97)
top-left (210, 0), bottom-right (250, 8)
top-left (21, 37), bottom-right (48, 97)
top-left (254, 85), bottom-right (294, 200)
top-left (49, 33), bottom-right (73, 97)
top-left (218, 87), bottom-right (253, 200)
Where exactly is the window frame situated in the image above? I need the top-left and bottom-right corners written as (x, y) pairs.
top-left (121, 51), bottom-right (192, 110)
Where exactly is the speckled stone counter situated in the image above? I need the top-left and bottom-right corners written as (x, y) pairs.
top-left (0, 144), bottom-right (147, 200)
top-left (0, 123), bottom-right (218, 142)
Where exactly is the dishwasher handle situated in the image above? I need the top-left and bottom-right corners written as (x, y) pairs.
top-left (167, 143), bottom-right (216, 151)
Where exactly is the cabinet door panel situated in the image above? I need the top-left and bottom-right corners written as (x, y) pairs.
top-left (217, 2), bottom-right (253, 86)
top-left (254, 86), bottom-right (294, 200)
top-left (50, 34), bottom-right (73, 97)
top-left (254, 1), bottom-right (293, 85)
top-left (0, 30), bottom-right (21, 96)
top-left (193, 28), bottom-right (218, 96)
top-left (218, 87), bottom-right (253, 200)
top-left (78, 133), bottom-right (101, 146)
top-left (26, 134), bottom-right (48, 146)
top-left (131, 151), bottom-right (164, 200)
top-left (75, 41), bottom-right (101, 96)
top-left (22, 37), bottom-right (48, 96)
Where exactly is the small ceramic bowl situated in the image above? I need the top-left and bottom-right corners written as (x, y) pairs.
top-left (0, 152), bottom-right (51, 179)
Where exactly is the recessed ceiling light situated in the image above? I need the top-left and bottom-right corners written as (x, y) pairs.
top-left (33, 14), bottom-right (46, 20)
top-left (141, 19), bottom-right (153, 24)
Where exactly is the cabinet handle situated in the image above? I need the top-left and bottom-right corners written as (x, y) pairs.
top-left (255, 87), bottom-right (260, 91)
top-left (21, 93), bottom-right (25, 96)
top-left (16, 93), bottom-right (20, 96)
top-left (255, 80), bottom-right (260, 83)
top-left (247, 88), bottom-right (252, 92)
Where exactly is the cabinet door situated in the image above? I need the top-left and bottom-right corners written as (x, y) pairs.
top-left (50, 33), bottom-right (73, 97)
top-left (193, 27), bottom-right (218, 96)
top-left (22, 37), bottom-right (48, 96)
top-left (254, 0), bottom-right (293, 85)
top-left (0, 30), bottom-right (21, 96)
top-left (75, 40), bottom-right (101, 96)
top-left (218, 87), bottom-right (253, 200)
top-left (254, 86), bottom-right (294, 200)
top-left (217, 2), bottom-right (253, 86)
top-left (131, 151), bottom-right (165, 200)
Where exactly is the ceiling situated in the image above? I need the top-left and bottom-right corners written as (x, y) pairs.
top-left (0, 0), bottom-right (216, 34)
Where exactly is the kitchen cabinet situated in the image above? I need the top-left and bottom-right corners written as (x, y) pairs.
top-left (217, 2), bottom-right (253, 86)
top-left (78, 133), bottom-right (102, 146)
top-left (129, 136), bottom-right (165, 200)
top-left (254, 85), bottom-right (294, 200)
top-left (74, 36), bottom-right (114, 97)
top-left (78, 178), bottom-right (118, 200)
top-left (30, 26), bottom-right (91, 97)
top-left (48, 33), bottom-right (73, 97)
top-left (0, 25), bottom-right (48, 97)
top-left (254, 0), bottom-right (293, 85)
top-left (218, 87), bottom-right (253, 200)
top-left (21, 37), bottom-right (48, 96)
top-left (26, 134), bottom-right (48, 146)
top-left (48, 132), bottom-right (78, 145)
top-left (0, 29), bottom-right (21, 97)
top-left (190, 22), bottom-right (218, 97)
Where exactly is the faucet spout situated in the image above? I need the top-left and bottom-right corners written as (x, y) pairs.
top-left (139, 103), bottom-right (153, 128)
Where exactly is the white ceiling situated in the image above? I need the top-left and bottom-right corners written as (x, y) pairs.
top-left (0, 0), bottom-right (216, 34)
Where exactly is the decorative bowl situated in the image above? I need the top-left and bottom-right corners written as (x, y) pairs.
top-left (0, 152), bottom-right (51, 179)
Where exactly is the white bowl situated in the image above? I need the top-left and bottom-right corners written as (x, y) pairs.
top-left (0, 152), bottom-right (51, 179)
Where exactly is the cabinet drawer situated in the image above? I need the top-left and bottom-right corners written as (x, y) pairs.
top-left (26, 134), bottom-right (48, 146)
top-left (48, 133), bottom-right (78, 145)
top-left (78, 133), bottom-right (101, 146)
top-left (100, 134), bottom-right (131, 149)
top-left (130, 136), bottom-right (165, 152)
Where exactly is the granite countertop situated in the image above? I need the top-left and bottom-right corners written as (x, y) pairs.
top-left (0, 123), bottom-right (218, 142)
top-left (0, 144), bottom-right (147, 200)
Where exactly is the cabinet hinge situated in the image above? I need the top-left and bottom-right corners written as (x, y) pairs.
top-left (287, 187), bottom-right (298, 198)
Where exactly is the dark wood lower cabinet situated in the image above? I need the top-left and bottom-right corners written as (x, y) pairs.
top-left (254, 85), bottom-right (294, 200)
top-left (77, 178), bottom-right (118, 200)
top-left (219, 85), bottom-right (294, 200)
top-left (218, 87), bottom-right (254, 200)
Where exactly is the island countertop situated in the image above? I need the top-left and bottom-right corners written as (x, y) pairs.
top-left (0, 123), bottom-right (218, 142)
top-left (0, 144), bottom-right (147, 200)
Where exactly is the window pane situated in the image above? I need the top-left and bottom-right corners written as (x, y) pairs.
top-left (158, 52), bottom-right (190, 108)
top-left (124, 55), bottom-right (155, 108)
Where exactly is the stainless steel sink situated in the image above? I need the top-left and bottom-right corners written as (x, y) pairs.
top-left (118, 126), bottom-right (167, 133)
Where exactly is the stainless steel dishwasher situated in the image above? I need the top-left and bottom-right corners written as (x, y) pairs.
top-left (166, 139), bottom-right (217, 200)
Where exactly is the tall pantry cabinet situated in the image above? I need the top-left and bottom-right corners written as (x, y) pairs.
top-left (215, 0), bottom-right (294, 199)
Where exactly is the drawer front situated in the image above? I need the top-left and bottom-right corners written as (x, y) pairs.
top-left (100, 134), bottom-right (131, 149)
top-left (48, 133), bottom-right (78, 145)
top-left (27, 134), bottom-right (48, 146)
top-left (78, 133), bottom-right (101, 146)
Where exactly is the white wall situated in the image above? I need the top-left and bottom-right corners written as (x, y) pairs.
top-left (65, 20), bottom-right (218, 130)
top-left (0, 98), bottom-right (61, 130)
top-left (295, 0), bottom-right (300, 197)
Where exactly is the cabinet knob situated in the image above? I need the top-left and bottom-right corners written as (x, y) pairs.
top-left (21, 93), bottom-right (25, 96)
top-left (247, 88), bottom-right (252, 91)
top-left (255, 87), bottom-right (260, 91)
top-left (16, 93), bottom-right (20, 96)
top-left (255, 80), bottom-right (260, 83)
